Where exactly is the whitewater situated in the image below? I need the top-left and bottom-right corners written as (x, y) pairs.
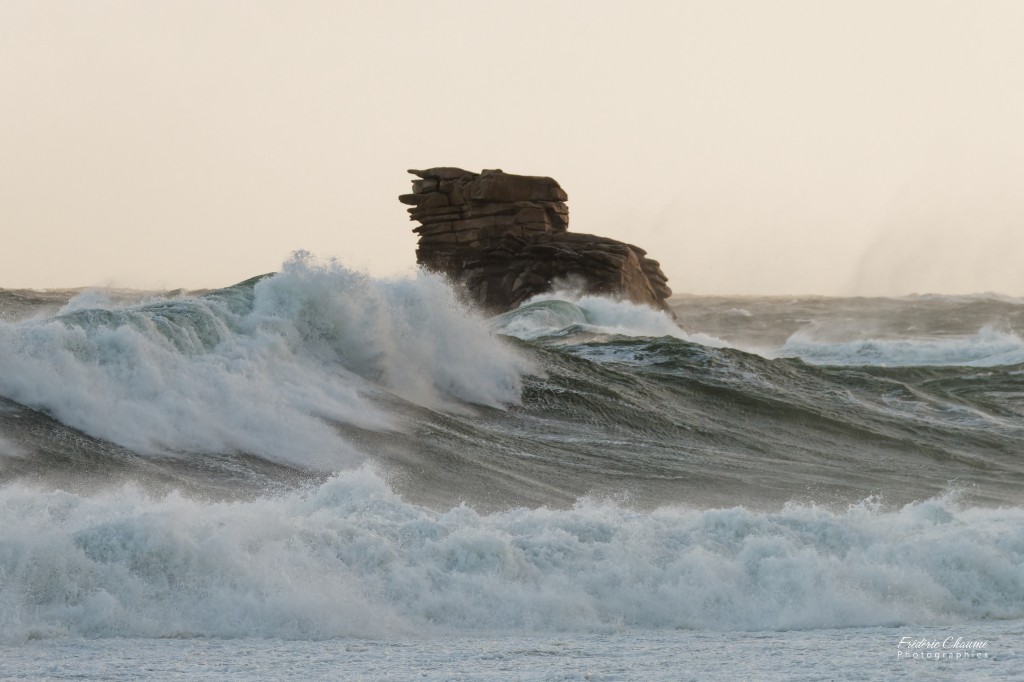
top-left (1, 255), bottom-right (1022, 680)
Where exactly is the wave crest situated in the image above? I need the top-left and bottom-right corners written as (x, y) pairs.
top-left (0, 254), bottom-right (528, 467)
top-left (494, 292), bottom-right (728, 349)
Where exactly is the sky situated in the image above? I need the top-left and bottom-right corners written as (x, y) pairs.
top-left (2, 0), bottom-right (1023, 295)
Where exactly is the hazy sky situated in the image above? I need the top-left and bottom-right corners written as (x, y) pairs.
top-left (2, 1), bottom-right (1023, 295)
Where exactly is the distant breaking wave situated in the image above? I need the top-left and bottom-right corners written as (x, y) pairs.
top-left (778, 324), bottom-right (1024, 367)
top-left (494, 292), bottom-right (731, 349)
top-left (496, 293), bottom-right (1024, 369)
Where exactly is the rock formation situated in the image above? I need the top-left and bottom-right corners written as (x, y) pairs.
top-left (400, 167), bottom-right (671, 313)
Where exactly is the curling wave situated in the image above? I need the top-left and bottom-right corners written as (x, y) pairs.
top-left (0, 254), bottom-right (528, 468)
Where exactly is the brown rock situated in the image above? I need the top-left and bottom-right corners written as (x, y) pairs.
top-left (415, 191), bottom-right (450, 209)
top-left (409, 205), bottom-right (463, 220)
top-left (402, 167), bottom-right (672, 313)
top-left (413, 222), bottom-right (454, 236)
top-left (409, 167), bottom-right (476, 180)
top-left (469, 171), bottom-right (567, 203)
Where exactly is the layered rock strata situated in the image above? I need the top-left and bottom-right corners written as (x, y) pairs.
top-left (400, 167), bottom-right (671, 313)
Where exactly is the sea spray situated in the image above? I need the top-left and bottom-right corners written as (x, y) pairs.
top-left (0, 255), bottom-right (529, 468)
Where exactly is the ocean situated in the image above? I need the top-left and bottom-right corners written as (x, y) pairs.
top-left (1, 255), bottom-right (1021, 680)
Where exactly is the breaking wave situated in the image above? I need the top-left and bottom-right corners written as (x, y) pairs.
top-left (0, 254), bottom-right (528, 468)
top-left (779, 324), bottom-right (1024, 367)
top-left (2, 469), bottom-right (1021, 642)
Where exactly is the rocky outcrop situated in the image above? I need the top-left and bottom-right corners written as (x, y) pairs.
top-left (401, 167), bottom-right (671, 313)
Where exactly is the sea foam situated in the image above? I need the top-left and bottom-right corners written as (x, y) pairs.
top-left (1, 469), bottom-right (1021, 642)
top-left (779, 324), bottom-right (1024, 367)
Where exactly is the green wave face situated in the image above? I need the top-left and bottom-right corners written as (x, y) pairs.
top-left (2, 276), bottom-right (1024, 511)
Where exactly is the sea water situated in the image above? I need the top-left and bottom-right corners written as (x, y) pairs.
top-left (2, 256), bottom-right (1022, 680)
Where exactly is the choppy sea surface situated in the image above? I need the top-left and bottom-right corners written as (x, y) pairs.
top-left (1, 255), bottom-right (1022, 680)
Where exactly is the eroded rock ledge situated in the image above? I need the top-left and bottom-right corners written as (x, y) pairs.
top-left (400, 167), bottom-right (671, 313)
